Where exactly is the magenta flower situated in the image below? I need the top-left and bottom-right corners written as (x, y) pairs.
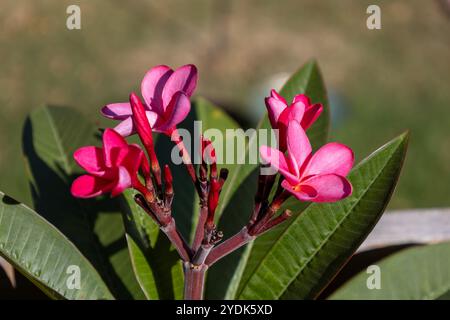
top-left (260, 120), bottom-right (353, 202)
top-left (265, 89), bottom-right (323, 150)
top-left (71, 128), bottom-right (144, 198)
top-left (101, 64), bottom-right (198, 136)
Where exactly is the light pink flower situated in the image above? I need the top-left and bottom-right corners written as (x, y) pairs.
top-left (260, 120), bottom-right (353, 202)
top-left (101, 64), bottom-right (198, 136)
top-left (71, 128), bottom-right (144, 198)
top-left (265, 89), bottom-right (323, 150)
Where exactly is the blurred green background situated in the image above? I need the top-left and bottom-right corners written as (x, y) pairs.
top-left (0, 0), bottom-right (449, 209)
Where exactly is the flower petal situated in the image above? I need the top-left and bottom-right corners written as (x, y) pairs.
top-left (145, 110), bottom-right (158, 128)
top-left (265, 96), bottom-right (286, 129)
top-left (300, 174), bottom-right (353, 202)
top-left (301, 104), bottom-right (323, 130)
top-left (155, 91), bottom-right (190, 133)
top-left (270, 89), bottom-right (287, 105)
top-left (281, 179), bottom-right (317, 201)
top-left (286, 120), bottom-right (312, 176)
top-left (259, 146), bottom-right (299, 184)
top-left (141, 65), bottom-right (173, 114)
top-left (303, 142), bottom-right (354, 177)
top-left (101, 102), bottom-right (132, 120)
top-left (71, 175), bottom-right (113, 198)
top-left (113, 118), bottom-right (135, 137)
top-left (122, 144), bottom-right (144, 176)
top-left (288, 101), bottom-right (306, 123)
top-left (110, 166), bottom-right (132, 197)
top-left (292, 94), bottom-right (311, 106)
top-left (103, 128), bottom-right (128, 167)
top-left (162, 64), bottom-right (198, 109)
top-left (74, 146), bottom-right (105, 173)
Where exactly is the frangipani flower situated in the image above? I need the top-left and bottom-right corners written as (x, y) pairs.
top-left (71, 128), bottom-right (144, 198)
top-left (265, 89), bottom-right (323, 150)
top-left (260, 120), bottom-right (353, 202)
top-left (102, 64), bottom-right (198, 136)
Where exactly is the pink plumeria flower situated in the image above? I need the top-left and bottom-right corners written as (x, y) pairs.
top-left (101, 64), bottom-right (198, 136)
top-left (71, 128), bottom-right (144, 198)
top-left (265, 89), bottom-right (323, 150)
top-left (260, 120), bottom-right (353, 202)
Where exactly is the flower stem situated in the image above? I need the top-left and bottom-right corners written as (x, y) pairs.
top-left (161, 218), bottom-right (192, 262)
top-left (205, 227), bottom-right (255, 266)
top-left (183, 262), bottom-right (208, 300)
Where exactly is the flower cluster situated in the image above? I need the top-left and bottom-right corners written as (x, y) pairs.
top-left (70, 64), bottom-right (354, 299)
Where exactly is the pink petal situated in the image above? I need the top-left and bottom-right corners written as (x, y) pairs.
top-left (145, 110), bottom-right (159, 128)
top-left (113, 118), bottom-right (135, 137)
top-left (161, 64), bottom-right (198, 109)
top-left (110, 166), bottom-right (132, 197)
top-left (141, 65), bottom-right (173, 114)
top-left (123, 144), bottom-right (144, 176)
top-left (292, 94), bottom-right (311, 106)
top-left (71, 175), bottom-right (113, 198)
top-left (270, 89), bottom-right (287, 105)
top-left (301, 104), bottom-right (323, 130)
top-left (286, 120), bottom-right (312, 175)
top-left (259, 146), bottom-right (299, 184)
top-left (300, 174), bottom-right (353, 202)
top-left (265, 96), bottom-right (286, 128)
top-left (103, 128), bottom-right (128, 167)
top-left (74, 146), bottom-right (105, 173)
top-left (288, 101), bottom-right (306, 123)
top-left (155, 91), bottom-right (191, 133)
top-left (276, 102), bottom-right (305, 152)
top-left (281, 179), bottom-right (317, 201)
top-left (303, 142), bottom-right (354, 177)
top-left (101, 103), bottom-right (132, 120)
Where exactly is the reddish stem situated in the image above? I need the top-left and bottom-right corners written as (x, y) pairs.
top-left (171, 129), bottom-right (198, 186)
top-left (184, 263), bottom-right (208, 300)
top-left (205, 227), bottom-right (255, 266)
top-left (161, 218), bottom-right (192, 262)
top-left (192, 205), bottom-right (208, 251)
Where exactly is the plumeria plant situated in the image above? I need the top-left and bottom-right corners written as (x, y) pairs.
top-left (0, 61), bottom-right (408, 300)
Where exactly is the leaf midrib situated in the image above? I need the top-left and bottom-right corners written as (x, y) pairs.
top-left (43, 107), bottom-right (72, 173)
top-left (0, 192), bottom-right (112, 299)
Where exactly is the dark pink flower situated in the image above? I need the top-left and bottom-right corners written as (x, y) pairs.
top-left (265, 89), bottom-right (323, 150)
top-left (102, 64), bottom-right (198, 136)
top-left (71, 128), bottom-right (144, 198)
top-left (260, 120), bottom-right (353, 202)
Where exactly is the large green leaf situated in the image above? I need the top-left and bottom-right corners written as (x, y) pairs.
top-left (0, 192), bottom-right (113, 299)
top-left (206, 60), bottom-right (330, 299)
top-left (120, 189), bottom-right (184, 300)
top-left (22, 106), bottom-right (144, 299)
top-left (330, 242), bottom-right (450, 300)
top-left (236, 132), bottom-right (408, 299)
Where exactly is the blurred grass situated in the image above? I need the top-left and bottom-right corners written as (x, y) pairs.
top-left (0, 0), bottom-right (449, 209)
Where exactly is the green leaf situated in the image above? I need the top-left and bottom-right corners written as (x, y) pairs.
top-left (236, 132), bottom-right (409, 299)
top-left (0, 192), bottom-right (113, 300)
top-left (206, 60), bottom-right (330, 299)
top-left (330, 242), bottom-right (450, 300)
top-left (22, 106), bottom-right (144, 299)
top-left (120, 189), bottom-right (184, 300)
